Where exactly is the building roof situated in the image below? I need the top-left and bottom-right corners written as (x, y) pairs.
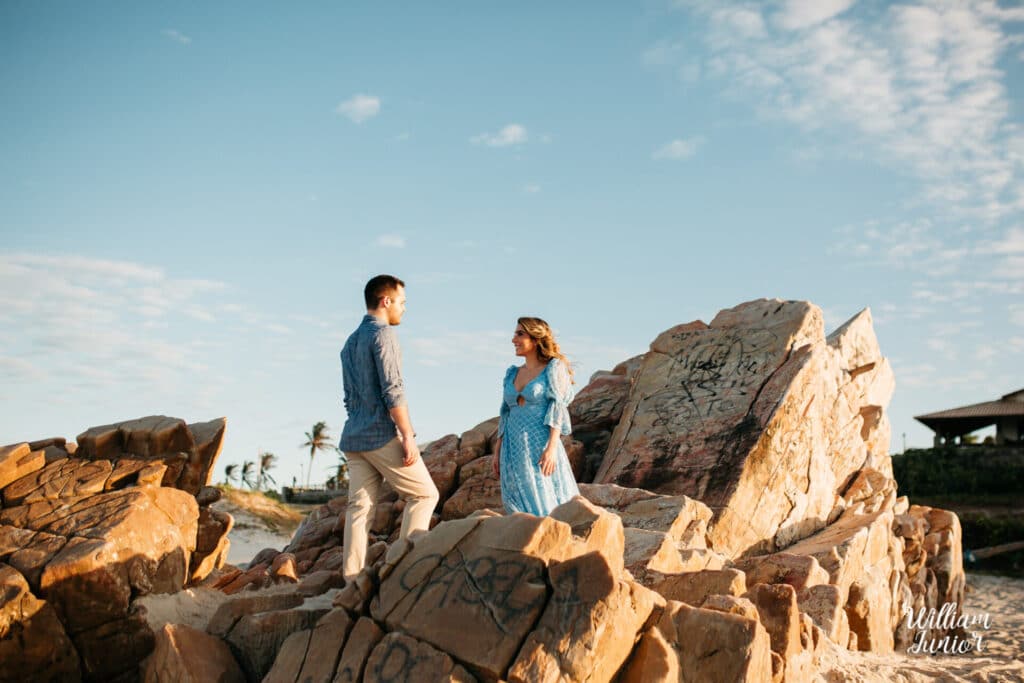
top-left (915, 388), bottom-right (1024, 436)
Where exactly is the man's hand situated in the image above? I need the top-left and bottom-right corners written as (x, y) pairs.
top-left (538, 443), bottom-right (557, 476)
top-left (401, 438), bottom-right (420, 467)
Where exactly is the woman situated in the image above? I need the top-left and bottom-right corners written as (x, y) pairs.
top-left (492, 316), bottom-right (580, 515)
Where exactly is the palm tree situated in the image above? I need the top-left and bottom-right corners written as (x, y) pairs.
top-left (300, 421), bottom-right (337, 487)
top-left (241, 461), bottom-right (257, 490)
top-left (257, 451), bottom-right (277, 490)
top-left (224, 463), bottom-right (239, 487)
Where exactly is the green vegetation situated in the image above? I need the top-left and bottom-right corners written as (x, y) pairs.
top-left (892, 447), bottom-right (1024, 497)
top-left (893, 446), bottom-right (1024, 577)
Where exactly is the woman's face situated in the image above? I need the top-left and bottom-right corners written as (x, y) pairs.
top-left (512, 325), bottom-right (537, 357)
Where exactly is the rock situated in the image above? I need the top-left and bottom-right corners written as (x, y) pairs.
top-left (224, 605), bottom-right (330, 681)
top-left (196, 507), bottom-right (233, 554)
top-left (0, 563), bottom-right (81, 683)
top-left (262, 629), bottom-right (311, 683)
top-left (141, 623), bottom-right (244, 683)
top-left (569, 374), bottom-right (630, 434)
top-left (181, 418), bottom-right (227, 494)
top-left (579, 483), bottom-right (712, 548)
top-left (372, 514), bottom-right (573, 680)
top-left (508, 551), bottom-right (662, 683)
top-left (263, 608), bottom-right (354, 683)
top-left (595, 301), bottom-right (895, 560)
top-left (550, 496), bottom-right (625, 576)
top-left (622, 600), bottom-right (774, 683)
top-left (195, 486), bottom-right (222, 506)
top-left (364, 632), bottom-right (476, 682)
top-left (334, 616), bottom-right (385, 683)
top-left (701, 594), bottom-right (761, 621)
top-left (623, 528), bottom-right (685, 579)
top-left (3, 487), bottom-right (198, 636)
top-left (798, 584), bottom-right (850, 647)
top-left (3, 458), bottom-right (112, 506)
top-left (0, 525), bottom-right (68, 591)
top-left (783, 509), bottom-right (902, 653)
top-left (297, 570), bottom-right (346, 597)
top-left (650, 568), bottom-right (746, 606)
top-left (270, 553), bottom-right (300, 583)
top-left (207, 593), bottom-right (305, 637)
top-left (0, 443), bottom-right (45, 492)
top-left (735, 553), bottom-right (830, 592)
top-left (441, 456), bottom-right (503, 520)
top-left (746, 583), bottom-right (813, 683)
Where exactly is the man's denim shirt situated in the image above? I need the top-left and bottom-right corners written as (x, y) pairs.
top-left (339, 315), bottom-right (406, 452)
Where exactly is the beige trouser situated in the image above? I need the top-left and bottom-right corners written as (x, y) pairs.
top-left (342, 437), bottom-right (439, 581)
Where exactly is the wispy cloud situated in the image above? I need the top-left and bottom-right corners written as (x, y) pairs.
top-left (653, 137), bottom-right (704, 160)
top-left (774, 0), bottom-right (856, 31)
top-left (336, 94), bottom-right (381, 124)
top-left (676, 0), bottom-right (1023, 223)
top-left (162, 29), bottom-right (192, 45)
top-left (523, 183), bottom-right (541, 194)
top-left (374, 234), bottom-right (406, 248)
top-left (470, 124), bottom-right (528, 147)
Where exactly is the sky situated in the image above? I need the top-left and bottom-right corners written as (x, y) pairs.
top-left (2, 1), bottom-right (1022, 489)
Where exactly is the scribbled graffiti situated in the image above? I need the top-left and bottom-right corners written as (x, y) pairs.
top-left (399, 551), bottom-right (547, 633)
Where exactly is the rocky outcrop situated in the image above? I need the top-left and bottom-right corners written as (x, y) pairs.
top-left (2, 299), bottom-right (976, 681)
top-left (594, 301), bottom-right (894, 559)
top-left (0, 416), bottom-right (230, 681)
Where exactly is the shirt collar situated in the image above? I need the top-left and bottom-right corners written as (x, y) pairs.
top-left (363, 314), bottom-right (388, 328)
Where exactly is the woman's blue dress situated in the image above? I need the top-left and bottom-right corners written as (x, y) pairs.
top-left (498, 357), bottom-right (580, 515)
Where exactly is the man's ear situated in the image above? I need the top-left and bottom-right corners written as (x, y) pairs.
top-left (380, 295), bottom-right (392, 308)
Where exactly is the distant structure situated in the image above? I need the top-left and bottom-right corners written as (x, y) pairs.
top-left (915, 388), bottom-right (1024, 446)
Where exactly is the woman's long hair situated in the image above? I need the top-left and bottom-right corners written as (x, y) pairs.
top-left (517, 316), bottom-right (575, 383)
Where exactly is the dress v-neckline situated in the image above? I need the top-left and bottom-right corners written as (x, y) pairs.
top-left (513, 364), bottom-right (546, 394)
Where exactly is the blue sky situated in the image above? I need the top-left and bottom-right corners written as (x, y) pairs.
top-left (2, 1), bottom-right (1022, 488)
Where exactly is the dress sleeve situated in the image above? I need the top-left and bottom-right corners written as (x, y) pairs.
top-left (497, 365), bottom-right (517, 436)
top-left (543, 358), bottom-right (574, 435)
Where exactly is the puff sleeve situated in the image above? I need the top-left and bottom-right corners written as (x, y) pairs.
top-left (497, 365), bottom-right (517, 436)
top-left (543, 358), bottom-right (574, 435)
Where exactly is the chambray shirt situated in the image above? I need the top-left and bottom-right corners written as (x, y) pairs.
top-left (339, 315), bottom-right (406, 452)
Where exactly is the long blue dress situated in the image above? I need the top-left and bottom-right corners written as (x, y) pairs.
top-left (498, 357), bottom-right (580, 515)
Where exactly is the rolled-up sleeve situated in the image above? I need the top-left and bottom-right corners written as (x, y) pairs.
top-left (372, 328), bottom-right (406, 409)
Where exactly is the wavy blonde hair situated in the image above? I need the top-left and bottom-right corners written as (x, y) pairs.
top-left (517, 316), bottom-right (574, 383)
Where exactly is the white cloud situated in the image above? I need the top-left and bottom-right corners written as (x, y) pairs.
top-left (162, 29), bottom-right (192, 45)
top-left (523, 183), bottom-right (541, 194)
top-left (653, 137), bottom-right (704, 160)
top-left (470, 124), bottom-right (528, 147)
top-left (336, 94), bottom-right (381, 124)
top-left (679, 0), bottom-right (1023, 223)
top-left (374, 234), bottom-right (406, 248)
top-left (775, 0), bottom-right (856, 31)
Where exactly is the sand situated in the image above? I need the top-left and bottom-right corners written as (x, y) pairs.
top-left (817, 572), bottom-right (1024, 681)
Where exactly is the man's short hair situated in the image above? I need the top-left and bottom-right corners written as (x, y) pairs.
top-left (364, 274), bottom-right (405, 309)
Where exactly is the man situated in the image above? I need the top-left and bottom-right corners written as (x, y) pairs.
top-left (339, 274), bottom-right (439, 581)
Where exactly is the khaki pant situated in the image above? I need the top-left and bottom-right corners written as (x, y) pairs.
top-left (342, 437), bottom-right (439, 581)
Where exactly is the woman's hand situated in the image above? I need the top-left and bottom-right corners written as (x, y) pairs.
top-left (492, 439), bottom-right (501, 478)
top-left (538, 443), bottom-right (557, 476)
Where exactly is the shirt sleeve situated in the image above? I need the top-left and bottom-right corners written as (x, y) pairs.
top-left (543, 358), bottom-right (574, 435)
top-left (372, 327), bottom-right (406, 409)
top-left (497, 365), bottom-right (516, 436)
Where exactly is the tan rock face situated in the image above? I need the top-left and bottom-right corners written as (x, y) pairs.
top-left (372, 514), bottom-right (570, 679)
top-left (0, 444), bottom-right (45, 491)
top-left (142, 623), bottom-right (244, 683)
top-left (441, 456), bottom-right (503, 520)
top-left (594, 301), bottom-right (895, 560)
top-left (622, 600), bottom-right (774, 683)
top-left (508, 552), bottom-right (662, 683)
top-left (0, 563), bottom-right (81, 682)
top-left (74, 415), bottom-right (226, 495)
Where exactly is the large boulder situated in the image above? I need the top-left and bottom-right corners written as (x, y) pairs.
top-left (595, 301), bottom-right (894, 559)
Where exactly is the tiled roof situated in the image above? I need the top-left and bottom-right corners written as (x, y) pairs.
top-left (916, 391), bottom-right (1024, 421)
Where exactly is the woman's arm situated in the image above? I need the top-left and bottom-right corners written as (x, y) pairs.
top-left (538, 427), bottom-right (559, 476)
top-left (492, 435), bottom-right (503, 477)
